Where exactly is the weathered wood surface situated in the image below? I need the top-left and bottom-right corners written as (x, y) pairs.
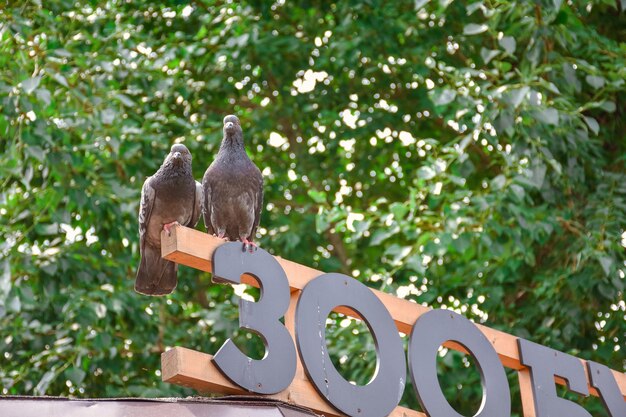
top-left (161, 225), bottom-right (626, 411)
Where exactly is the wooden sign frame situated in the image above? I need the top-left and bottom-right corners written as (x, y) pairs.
top-left (160, 225), bottom-right (626, 417)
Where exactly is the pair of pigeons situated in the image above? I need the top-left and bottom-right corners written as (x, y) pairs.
top-left (135, 115), bottom-right (263, 296)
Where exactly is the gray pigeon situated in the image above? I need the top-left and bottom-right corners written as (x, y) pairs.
top-left (202, 115), bottom-right (263, 252)
top-left (136, 144), bottom-right (203, 295)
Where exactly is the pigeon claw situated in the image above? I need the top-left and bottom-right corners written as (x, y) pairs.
top-left (163, 221), bottom-right (180, 237)
top-left (242, 239), bottom-right (258, 253)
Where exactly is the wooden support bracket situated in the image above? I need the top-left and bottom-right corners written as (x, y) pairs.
top-left (161, 347), bottom-right (425, 417)
top-left (160, 225), bottom-right (626, 413)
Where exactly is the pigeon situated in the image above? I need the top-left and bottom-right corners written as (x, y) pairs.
top-left (135, 144), bottom-right (203, 295)
top-left (202, 115), bottom-right (263, 252)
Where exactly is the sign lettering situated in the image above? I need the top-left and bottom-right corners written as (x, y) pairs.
top-left (208, 243), bottom-right (624, 417)
top-left (587, 361), bottom-right (626, 416)
top-left (296, 272), bottom-right (406, 417)
top-left (211, 244), bottom-right (296, 394)
top-left (518, 339), bottom-right (592, 417)
top-left (409, 309), bottom-right (511, 417)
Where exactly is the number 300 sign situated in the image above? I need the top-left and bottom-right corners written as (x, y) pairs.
top-left (210, 243), bottom-right (625, 417)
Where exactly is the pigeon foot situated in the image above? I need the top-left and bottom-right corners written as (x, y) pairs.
top-left (242, 238), bottom-right (258, 253)
top-left (217, 232), bottom-right (229, 241)
top-left (163, 221), bottom-right (180, 236)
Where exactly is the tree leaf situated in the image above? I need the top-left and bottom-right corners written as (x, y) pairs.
top-left (491, 174), bottom-right (506, 190)
top-left (65, 367), bottom-right (86, 385)
top-left (583, 116), bottom-right (599, 135)
top-left (116, 93), bottom-right (135, 107)
top-left (417, 166), bottom-right (436, 180)
top-left (466, 2), bottom-right (484, 15)
top-left (504, 87), bottom-right (529, 109)
top-left (480, 48), bottom-right (500, 64)
top-left (384, 244), bottom-right (412, 266)
top-left (494, 110), bottom-right (514, 136)
top-left (414, 0), bottom-right (429, 10)
top-left (25, 145), bottom-right (45, 162)
top-left (101, 109), bottom-right (115, 125)
top-left (562, 63), bottom-right (581, 92)
top-left (599, 101), bottom-right (616, 113)
top-left (22, 77), bottom-right (41, 94)
top-left (308, 189), bottom-right (327, 203)
top-left (531, 163), bottom-right (547, 189)
top-left (598, 256), bottom-right (612, 277)
top-left (585, 75), bottom-right (605, 89)
top-left (50, 72), bottom-right (69, 88)
top-left (390, 202), bottom-right (409, 220)
top-left (430, 88), bottom-right (456, 106)
top-left (36, 88), bottom-right (52, 106)
top-left (370, 224), bottom-right (400, 246)
top-left (0, 259), bottom-right (10, 300)
top-left (499, 36), bottom-right (516, 54)
top-left (463, 23), bottom-right (488, 35)
top-left (510, 184), bottom-right (525, 201)
top-left (535, 108), bottom-right (559, 125)
top-left (34, 370), bottom-right (56, 395)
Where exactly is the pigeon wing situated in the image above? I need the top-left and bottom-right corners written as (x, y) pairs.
top-left (138, 176), bottom-right (156, 251)
top-left (137, 176), bottom-right (180, 295)
top-left (187, 180), bottom-right (203, 228)
top-left (202, 172), bottom-right (215, 235)
top-left (251, 174), bottom-right (263, 238)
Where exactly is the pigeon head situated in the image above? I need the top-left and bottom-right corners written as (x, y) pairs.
top-left (165, 143), bottom-right (192, 167)
top-left (220, 115), bottom-right (245, 151)
top-left (223, 115), bottom-right (241, 135)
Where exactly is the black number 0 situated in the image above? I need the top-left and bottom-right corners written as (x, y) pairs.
top-left (295, 273), bottom-right (407, 417)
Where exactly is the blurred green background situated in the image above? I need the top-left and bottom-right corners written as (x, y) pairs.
top-left (0, 1), bottom-right (624, 415)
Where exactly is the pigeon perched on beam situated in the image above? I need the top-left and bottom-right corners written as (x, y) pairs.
top-left (202, 115), bottom-right (263, 252)
top-left (136, 144), bottom-right (203, 295)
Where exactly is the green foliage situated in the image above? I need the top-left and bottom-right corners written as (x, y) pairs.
top-left (1, 1), bottom-right (624, 415)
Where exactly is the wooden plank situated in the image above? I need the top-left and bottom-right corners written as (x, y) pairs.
top-left (161, 225), bottom-right (626, 400)
top-left (162, 347), bottom-right (426, 417)
top-left (285, 290), bottom-right (307, 381)
top-left (518, 369), bottom-right (536, 417)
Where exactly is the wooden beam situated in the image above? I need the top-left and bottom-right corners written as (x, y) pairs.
top-left (162, 347), bottom-right (426, 417)
top-left (161, 225), bottom-right (626, 401)
top-left (518, 368), bottom-right (536, 417)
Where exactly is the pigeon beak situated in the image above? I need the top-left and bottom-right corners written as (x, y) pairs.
top-left (173, 152), bottom-right (181, 159)
top-left (225, 122), bottom-right (234, 130)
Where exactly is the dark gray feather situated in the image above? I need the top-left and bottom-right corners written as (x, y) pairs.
top-left (135, 144), bottom-right (202, 295)
top-left (188, 180), bottom-right (203, 229)
top-left (202, 115), bottom-right (263, 244)
top-left (202, 179), bottom-right (214, 235)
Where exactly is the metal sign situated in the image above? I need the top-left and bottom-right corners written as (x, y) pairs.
top-left (409, 309), bottom-right (511, 417)
top-left (211, 245), bottom-right (296, 394)
top-left (296, 273), bottom-right (406, 417)
top-left (189, 241), bottom-right (626, 417)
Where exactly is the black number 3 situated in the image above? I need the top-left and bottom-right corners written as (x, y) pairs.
top-left (211, 243), bottom-right (296, 394)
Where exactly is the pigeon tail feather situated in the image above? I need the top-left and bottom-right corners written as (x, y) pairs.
top-left (135, 245), bottom-right (177, 296)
